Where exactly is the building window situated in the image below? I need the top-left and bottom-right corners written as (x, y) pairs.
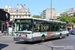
top-left (13, 15), bottom-right (15, 18)
top-left (16, 15), bottom-right (18, 18)
top-left (22, 15), bottom-right (24, 17)
top-left (19, 15), bottom-right (21, 18)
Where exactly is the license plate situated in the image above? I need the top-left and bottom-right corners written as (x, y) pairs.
top-left (21, 34), bottom-right (26, 37)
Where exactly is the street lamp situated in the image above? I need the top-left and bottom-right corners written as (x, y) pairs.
top-left (50, 0), bottom-right (53, 20)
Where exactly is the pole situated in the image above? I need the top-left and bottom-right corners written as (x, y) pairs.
top-left (12, 16), bottom-right (14, 36)
top-left (12, 18), bottom-right (13, 36)
top-left (50, 0), bottom-right (52, 20)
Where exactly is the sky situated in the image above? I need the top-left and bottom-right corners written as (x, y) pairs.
top-left (0, 0), bottom-right (75, 16)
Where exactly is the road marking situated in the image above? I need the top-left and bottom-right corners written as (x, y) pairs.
top-left (50, 41), bottom-right (56, 50)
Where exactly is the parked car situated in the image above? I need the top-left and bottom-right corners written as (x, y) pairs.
top-left (69, 30), bottom-right (75, 35)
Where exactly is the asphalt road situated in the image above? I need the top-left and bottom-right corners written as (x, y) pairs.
top-left (0, 35), bottom-right (75, 50)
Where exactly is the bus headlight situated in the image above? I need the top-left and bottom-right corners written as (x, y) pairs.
top-left (14, 33), bottom-right (17, 37)
top-left (26, 35), bottom-right (27, 37)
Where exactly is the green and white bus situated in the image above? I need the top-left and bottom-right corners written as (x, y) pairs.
top-left (14, 18), bottom-right (69, 42)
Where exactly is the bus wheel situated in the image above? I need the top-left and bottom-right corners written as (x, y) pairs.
top-left (67, 33), bottom-right (69, 36)
top-left (41, 36), bottom-right (45, 42)
top-left (59, 34), bottom-right (62, 39)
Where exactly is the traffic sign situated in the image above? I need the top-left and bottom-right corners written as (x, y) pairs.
top-left (7, 24), bottom-right (9, 27)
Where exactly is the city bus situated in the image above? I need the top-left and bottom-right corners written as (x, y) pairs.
top-left (14, 18), bottom-right (69, 42)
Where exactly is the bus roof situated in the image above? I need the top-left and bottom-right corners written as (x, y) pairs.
top-left (15, 17), bottom-right (66, 24)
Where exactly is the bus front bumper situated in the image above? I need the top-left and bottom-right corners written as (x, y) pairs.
top-left (14, 37), bottom-right (33, 42)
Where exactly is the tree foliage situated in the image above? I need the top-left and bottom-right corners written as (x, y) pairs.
top-left (72, 16), bottom-right (75, 23)
top-left (74, 13), bottom-right (75, 17)
top-left (55, 14), bottom-right (75, 26)
top-left (32, 15), bottom-right (42, 19)
top-left (60, 14), bottom-right (73, 25)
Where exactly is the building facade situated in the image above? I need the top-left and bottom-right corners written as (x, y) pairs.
top-left (40, 8), bottom-right (56, 19)
top-left (0, 9), bottom-right (10, 33)
top-left (55, 8), bottom-right (75, 19)
top-left (0, 5), bottom-right (30, 21)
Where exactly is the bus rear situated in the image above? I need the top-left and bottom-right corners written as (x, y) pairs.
top-left (14, 19), bottom-right (33, 42)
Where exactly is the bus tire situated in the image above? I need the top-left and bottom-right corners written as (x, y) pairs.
top-left (59, 33), bottom-right (62, 39)
top-left (41, 35), bottom-right (45, 42)
top-left (67, 33), bottom-right (69, 36)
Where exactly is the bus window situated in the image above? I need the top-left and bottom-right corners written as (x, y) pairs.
top-left (63, 26), bottom-right (66, 31)
top-left (41, 24), bottom-right (44, 32)
top-left (59, 25), bottom-right (66, 31)
top-left (34, 23), bottom-right (40, 32)
top-left (56, 25), bottom-right (60, 31)
top-left (49, 24), bottom-right (56, 31)
top-left (16, 23), bottom-right (32, 31)
top-left (46, 25), bottom-right (49, 30)
top-left (41, 23), bottom-right (49, 32)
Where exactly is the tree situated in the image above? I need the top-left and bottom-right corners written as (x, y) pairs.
top-left (73, 13), bottom-right (75, 17)
top-left (72, 16), bottom-right (75, 23)
top-left (60, 14), bottom-right (73, 25)
top-left (54, 13), bottom-right (75, 26)
top-left (60, 14), bottom-right (66, 22)
top-left (32, 15), bottom-right (42, 19)
top-left (55, 14), bottom-right (73, 26)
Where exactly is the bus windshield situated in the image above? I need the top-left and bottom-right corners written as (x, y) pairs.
top-left (16, 23), bottom-right (32, 31)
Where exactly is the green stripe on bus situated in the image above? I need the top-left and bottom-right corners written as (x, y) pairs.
top-left (34, 19), bottom-right (66, 24)
top-left (41, 32), bottom-right (46, 34)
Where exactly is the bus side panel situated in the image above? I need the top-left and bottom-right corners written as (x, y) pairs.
top-left (55, 31), bottom-right (68, 37)
top-left (32, 32), bottom-right (48, 41)
top-left (32, 31), bottom-right (68, 41)
top-left (62, 31), bottom-right (69, 36)
top-left (55, 31), bottom-right (62, 37)
top-left (32, 32), bottom-right (41, 41)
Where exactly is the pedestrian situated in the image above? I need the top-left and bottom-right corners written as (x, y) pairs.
top-left (3, 30), bottom-right (7, 35)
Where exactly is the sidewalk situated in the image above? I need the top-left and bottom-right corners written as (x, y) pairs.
top-left (2, 35), bottom-right (13, 37)
top-left (0, 33), bottom-right (14, 37)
